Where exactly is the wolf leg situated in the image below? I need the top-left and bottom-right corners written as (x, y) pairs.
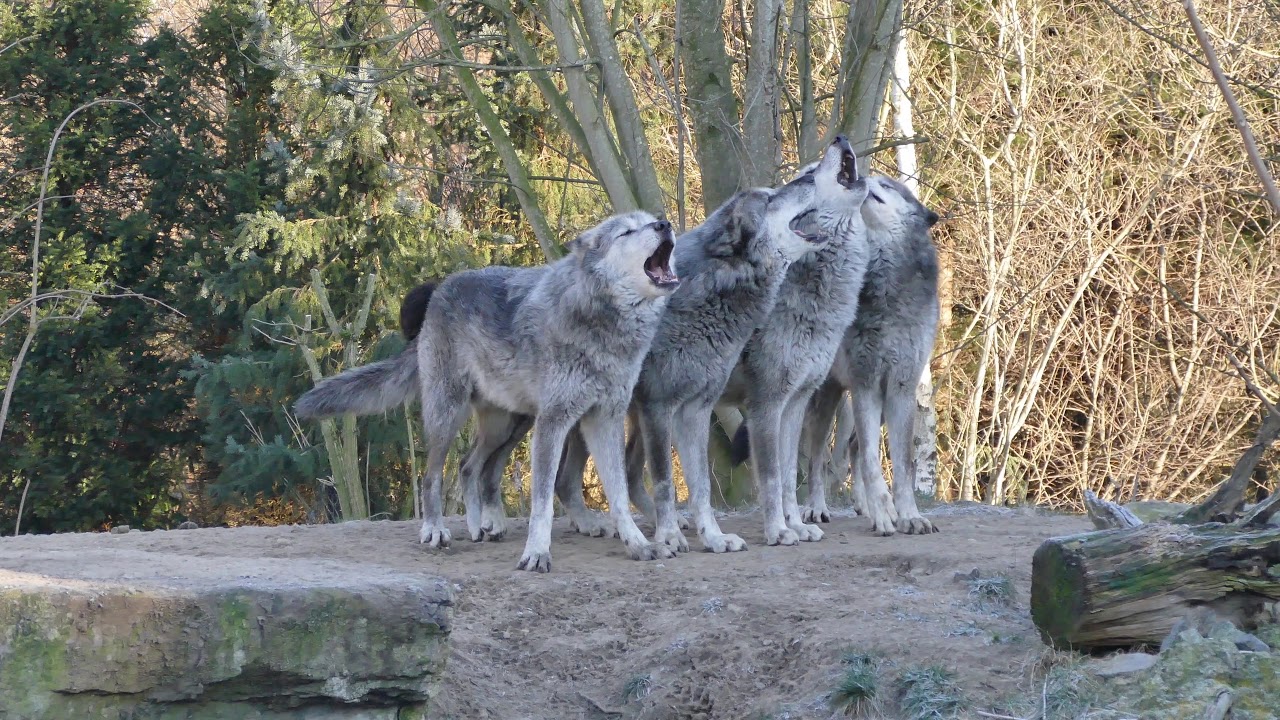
top-left (463, 407), bottom-right (524, 542)
top-left (781, 391), bottom-right (824, 542)
top-left (581, 407), bottom-right (676, 561)
top-left (476, 413), bottom-right (532, 542)
top-left (556, 428), bottom-right (616, 538)
top-left (747, 403), bottom-right (799, 546)
top-left (637, 403), bottom-right (690, 552)
top-left (517, 415), bottom-right (574, 572)
top-left (851, 388), bottom-right (898, 536)
top-left (801, 382), bottom-right (843, 523)
top-left (676, 402), bottom-right (746, 553)
top-left (885, 381), bottom-right (938, 534)
top-left (419, 380), bottom-right (469, 549)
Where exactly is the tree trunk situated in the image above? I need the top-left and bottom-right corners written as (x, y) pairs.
top-left (741, 0), bottom-right (784, 186)
top-left (1030, 521), bottom-right (1280, 651)
top-left (577, 0), bottom-right (666, 214)
top-left (676, 0), bottom-right (744, 212)
top-left (831, 0), bottom-right (903, 172)
top-left (422, 0), bottom-right (561, 259)
top-left (540, 0), bottom-right (642, 212)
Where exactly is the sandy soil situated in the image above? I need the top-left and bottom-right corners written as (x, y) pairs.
top-left (0, 503), bottom-right (1092, 719)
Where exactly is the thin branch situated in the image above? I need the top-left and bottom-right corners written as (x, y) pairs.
top-left (0, 35), bottom-right (35, 56)
top-left (13, 477), bottom-right (31, 537)
top-left (623, 20), bottom-right (688, 229)
top-left (0, 288), bottom-right (186, 328)
top-left (1182, 0), bottom-right (1280, 217)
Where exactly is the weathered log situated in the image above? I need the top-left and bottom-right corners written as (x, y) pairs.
top-left (1031, 521), bottom-right (1280, 650)
top-left (1083, 489), bottom-right (1143, 530)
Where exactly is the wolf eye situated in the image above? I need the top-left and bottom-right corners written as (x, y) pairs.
top-left (869, 192), bottom-right (886, 204)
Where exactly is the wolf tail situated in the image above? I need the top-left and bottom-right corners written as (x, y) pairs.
top-left (400, 281), bottom-right (437, 341)
top-left (729, 423), bottom-right (751, 466)
top-left (294, 345), bottom-right (419, 419)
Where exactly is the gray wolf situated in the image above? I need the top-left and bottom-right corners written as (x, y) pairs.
top-left (731, 175), bottom-right (941, 536)
top-left (718, 137), bottom-right (871, 547)
top-left (801, 175), bottom-right (941, 535)
top-left (444, 158), bottom-right (833, 551)
top-left (627, 150), bottom-right (838, 554)
top-left (295, 211), bottom-right (680, 572)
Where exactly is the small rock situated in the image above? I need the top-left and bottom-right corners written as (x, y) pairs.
top-left (1088, 652), bottom-right (1158, 677)
top-left (109, 525), bottom-right (131, 535)
top-left (177, 521), bottom-right (198, 530)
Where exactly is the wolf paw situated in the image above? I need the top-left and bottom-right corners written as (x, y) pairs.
top-left (790, 521), bottom-right (825, 542)
top-left (480, 508), bottom-right (507, 542)
top-left (626, 540), bottom-right (677, 561)
top-left (516, 550), bottom-right (552, 573)
top-left (801, 503), bottom-right (832, 523)
top-left (897, 515), bottom-right (938, 535)
top-left (764, 525), bottom-right (800, 546)
top-left (701, 531), bottom-right (747, 553)
top-left (676, 513), bottom-right (691, 530)
top-left (466, 514), bottom-right (484, 543)
top-left (569, 510), bottom-right (616, 538)
top-left (419, 522), bottom-right (452, 548)
top-left (655, 524), bottom-right (690, 553)
top-left (866, 491), bottom-right (899, 536)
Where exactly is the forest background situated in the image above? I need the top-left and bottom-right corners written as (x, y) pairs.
top-left (1, 0), bottom-right (1276, 534)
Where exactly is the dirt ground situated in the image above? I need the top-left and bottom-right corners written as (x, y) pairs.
top-left (0, 503), bottom-right (1093, 719)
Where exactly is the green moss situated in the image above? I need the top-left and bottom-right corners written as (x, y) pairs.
top-left (0, 592), bottom-right (70, 714)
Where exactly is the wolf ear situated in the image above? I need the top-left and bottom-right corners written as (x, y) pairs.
top-left (565, 227), bottom-right (599, 259)
top-left (727, 190), bottom-right (769, 247)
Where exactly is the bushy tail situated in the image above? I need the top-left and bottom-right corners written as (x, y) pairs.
top-left (294, 345), bottom-right (419, 419)
top-left (729, 423), bottom-right (751, 466)
top-left (400, 281), bottom-right (437, 341)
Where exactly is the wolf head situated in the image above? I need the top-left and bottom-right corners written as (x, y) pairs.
top-left (810, 136), bottom-right (869, 234)
top-left (700, 176), bottom-right (823, 265)
top-left (567, 211), bottom-right (679, 300)
top-left (861, 175), bottom-right (940, 235)
top-left (788, 136), bottom-right (868, 242)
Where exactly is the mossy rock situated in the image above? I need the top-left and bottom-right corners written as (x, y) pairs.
top-left (0, 558), bottom-right (452, 719)
top-left (1089, 628), bottom-right (1280, 720)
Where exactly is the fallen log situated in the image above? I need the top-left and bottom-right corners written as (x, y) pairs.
top-left (1031, 521), bottom-right (1280, 650)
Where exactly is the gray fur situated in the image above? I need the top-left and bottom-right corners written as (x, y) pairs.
top-left (631, 163), bottom-right (830, 554)
top-left (461, 165), bottom-right (827, 551)
top-left (719, 138), bottom-right (871, 547)
top-left (802, 175), bottom-right (941, 535)
top-left (294, 211), bottom-right (679, 572)
top-left (294, 349), bottom-right (420, 419)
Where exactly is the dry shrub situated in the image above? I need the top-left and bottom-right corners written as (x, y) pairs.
top-left (906, 0), bottom-right (1279, 508)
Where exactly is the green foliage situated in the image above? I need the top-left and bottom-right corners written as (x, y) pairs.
top-left (0, 0), bottom-right (230, 532)
top-left (831, 652), bottom-right (882, 716)
top-left (0, 0), bottom-right (538, 532)
top-left (895, 665), bottom-right (966, 720)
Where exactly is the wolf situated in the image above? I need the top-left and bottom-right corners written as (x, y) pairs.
top-left (799, 175), bottom-right (941, 535)
top-left (294, 211), bottom-right (680, 572)
top-left (718, 138), bottom-right (871, 546)
top-left (440, 150), bottom-right (839, 551)
top-left (633, 138), bottom-right (855, 554)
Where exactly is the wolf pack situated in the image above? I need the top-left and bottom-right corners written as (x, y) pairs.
top-left (295, 137), bottom-right (942, 573)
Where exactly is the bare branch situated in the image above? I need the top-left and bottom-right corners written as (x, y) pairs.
top-left (1181, 0), bottom-right (1280, 217)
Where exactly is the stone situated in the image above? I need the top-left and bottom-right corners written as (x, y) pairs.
top-left (0, 551), bottom-right (452, 719)
top-left (177, 521), bottom-right (199, 530)
top-left (1088, 652), bottom-right (1158, 677)
top-left (109, 525), bottom-right (131, 534)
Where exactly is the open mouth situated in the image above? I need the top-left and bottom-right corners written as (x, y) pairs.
top-left (644, 237), bottom-right (679, 288)
top-left (831, 135), bottom-right (859, 189)
top-left (788, 209), bottom-right (824, 243)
